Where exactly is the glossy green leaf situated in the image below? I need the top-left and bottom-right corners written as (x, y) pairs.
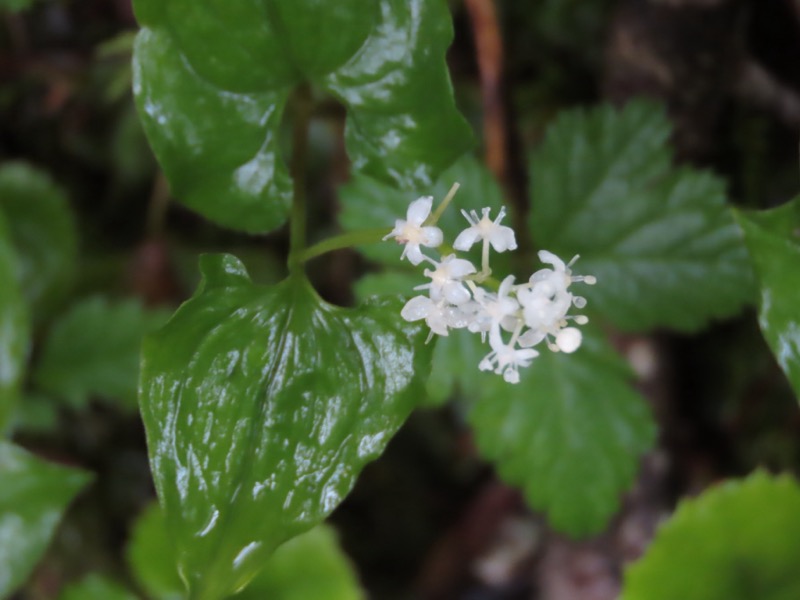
top-left (139, 255), bottom-right (432, 599)
top-left (0, 214), bottom-right (29, 432)
top-left (339, 154), bottom-right (507, 268)
top-left (468, 327), bottom-right (655, 535)
top-left (0, 442), bottom-right (91, 597)
top-left (33, 297), bottom-right (170, 411)
top-left (0, 163), bottom-right (77, 318)
top-left (58, 575), bottom-right (138, 600)
top-left (529, 100), bottom-right (754, 332)
top-left (129, 503), bottom-right (363, 600)
top-left (133, 0), bottom-right (472, 233)
top-left (735, 198), bottom-right (800, 399)
top-left (622, 471), bottom-right (800, 600)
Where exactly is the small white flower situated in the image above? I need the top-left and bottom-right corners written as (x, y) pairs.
top-left (453, 207), bottom-right (517, 253)
top-left (479, 326), bottom-right (539, 384)
top-left (401, 295), bottom-right (474, 337)
top-left (383, 196), bottom-right (443, 265)
top-left (469, 275), bottom-right (520, 335)
top-left (415, 254), bottom-right (476, 305)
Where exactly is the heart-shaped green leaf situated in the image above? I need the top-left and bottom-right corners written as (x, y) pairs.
top-left (468, 326), bottom-right (655, 535)
top-left (133, 0), bottom-right (472, 233)
top-left (0, 213), bottom-right (29, 432)
top-left (735, 198), bottom-right (800, 400)
top-left (0, 162), bottom-right (77, 319)
top-left (140, 254), bottom-right (432, 599)
top-left (0, 442), bottom-right (91, 597)
top-left (622, 471), bottom-right (800, 600)
top-left (529, 100), bottom-right (754, 332)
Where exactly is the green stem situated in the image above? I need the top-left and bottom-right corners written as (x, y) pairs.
top-left (287, 83), bottom-right (313, 274)
top-left (427, 182), bottom-right (460, 225)
top-left (298, 227), bottom-right (390, 263)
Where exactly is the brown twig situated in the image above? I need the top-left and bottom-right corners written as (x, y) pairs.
top-left (464, 0), bottom-right (507, 184)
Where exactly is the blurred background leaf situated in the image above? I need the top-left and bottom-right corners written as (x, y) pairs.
top-left (622, 472), bottom-right (800, 600)
top-left (58, 574), bottom-right (137, 600)
top-left (32, 297), bottom-right (170, 411)
top-left (0, 163), bottom-right (77, 322)
top-left (0, 442), bottom-right (91, 598)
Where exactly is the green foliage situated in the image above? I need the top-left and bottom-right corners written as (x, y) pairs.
top-left (139, 254), bottom-right (432, 600)
top-left (0, 0), bottom-right (33, 13)
top-left (622, 472), bottom-right (800, 600)
top-left (132, 0), bottom-right (472, 233)
top-left (468, 326), bottom-right (655, 535)
top-left (0, 163), bottom-right (77, 320)
top-left (32, 297), bottom-right (170, 411)
top-left (0, 442), bottom-right (91, 598)
top-left (58, 575), bottom-right (137, 600)
top-left (237, 525), bottom-right (363, 600)
top-left (735, 198), bottom-right (800, 399)
top-left (129, 502), bottom-right (363, 600)
top-left (128, 503), bottom-right (183, 600)
top-left (0, 214), bottom-right (29, 433)
top-left (529, 101), bottom-right (754, 331)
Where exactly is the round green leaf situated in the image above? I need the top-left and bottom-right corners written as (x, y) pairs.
top-left (139, 255), bottom-right (432, 600)
top-left (132, 0), bottom-right (472, 233)
top-left (622, 472), bottom-right (800, 600)
top-left (735, 198), bottom-right (800, 400)
top-left (529, 101), bottom-right (754, 332)
top-left (133, 29), bottom-right (292, 233)
top-left (0, 442), bottom-right (91, 597)
top-left (0, 213), bottom-right (29, 432)
top-left (468, 327), bottom-right (655, 535)
top-left (0, 162), bottom-right (77, 318)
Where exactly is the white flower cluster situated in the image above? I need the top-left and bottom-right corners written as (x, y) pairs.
top-left (384, 192), bottom-right (596, 384)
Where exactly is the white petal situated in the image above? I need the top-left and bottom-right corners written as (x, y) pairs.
top-left (538, 250), bottom-right (566, 272)
top-left (383, 219), bottom-right (406, 240)
top-left (403, 243), bottom-right (425, 265)
top-left (453, 227), bottom-right (481, 251)
top-left (443, 282), bottom-right (471, 305)
top-left (406, 196), bottom-right (433, 225)
top-left (420, 226), bottom-right (443, 248)
top-left (401, 296), bottom-right (432, 321)
top-left (446, 257), bottom-right (477, 278)
top-left (503, 369), bottom-right (520, 384)
top-left (518, 328), bottom-right (545, 348)
top-left (488, 226), bottom-right (517, 252)
top-left (555, 327), bottom-right (582, 353)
